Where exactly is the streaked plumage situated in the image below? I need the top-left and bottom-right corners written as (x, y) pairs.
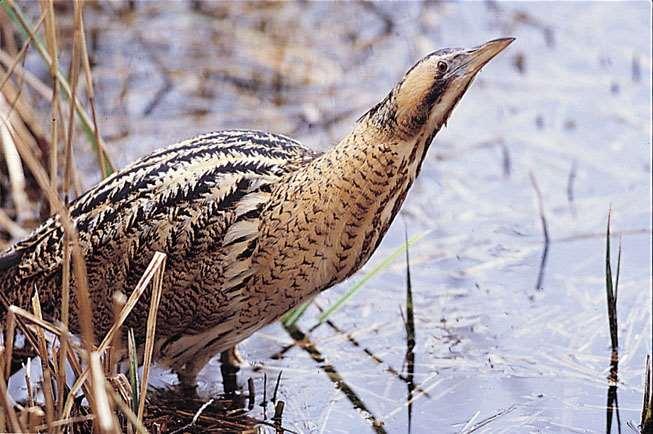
top-left (0, 38), bottom-right (513, 383)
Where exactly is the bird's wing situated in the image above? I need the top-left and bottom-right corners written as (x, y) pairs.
top-left (0, 130), bottom-right (319, 294)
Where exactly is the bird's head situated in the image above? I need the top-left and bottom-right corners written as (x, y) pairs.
top-left (362, 38), bottom-right (514, 140)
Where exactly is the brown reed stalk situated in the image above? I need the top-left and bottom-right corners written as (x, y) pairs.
top-left (0, 371), bottom-right (22, 432)
top-left (74, 0), bottom-right (108, 177)
top-left (30, 292), bottom-right (55, 431)
top-left (3, 0), bottom-right (115, 176)
top-left (137, 253), bottom-right (166, 422)
top-left (3, 311), bottom-right (16, 380)
top-left (40, 0), bottom-right (61, 210)
top-left (89, 352), bottom-right (118, 434)
top-left (62, 252), bottom-right (167, 420)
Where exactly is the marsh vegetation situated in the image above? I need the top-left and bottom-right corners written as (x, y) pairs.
top-left (0, 1), bottom-right (651, 433)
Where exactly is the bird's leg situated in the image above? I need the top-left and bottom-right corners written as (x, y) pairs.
top-left (176, 364), bottom-right (202, 389)
top-left (175, 348), bottom-right (219, 387)
top-left (220, 346), bottom-right (243, 395)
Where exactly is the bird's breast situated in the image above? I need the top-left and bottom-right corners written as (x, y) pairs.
top-left (249, 138), bottom-right (416, 313)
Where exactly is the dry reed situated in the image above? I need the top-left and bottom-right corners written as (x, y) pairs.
top-left (0, 2), bottom-right (167, 432)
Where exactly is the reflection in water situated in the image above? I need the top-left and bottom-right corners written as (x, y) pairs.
top-left (640, 355), bottom-right (653, 432)
top-left (605, 225), bottom-right (622, 434)
top-left (219, 349), bottom-right (241, 396)
top-left (566, 160), bottom-right (578, 217)
top-left (271, 305), bottom-right (432, 398)
top-left (281, 322), bottom-right (388, 434)
top-left (529, 173), bottom-right (550, 291)
top-left (606, 353), bottom-right (621, 434)
top-left (403, 225), bottom-right (416, 433)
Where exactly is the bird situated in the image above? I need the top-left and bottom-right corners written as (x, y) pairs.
top-left (0, 38), bottom-right (514, 385)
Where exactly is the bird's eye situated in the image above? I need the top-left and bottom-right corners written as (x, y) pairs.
top-left (437, 61), bottom-right (448, 74)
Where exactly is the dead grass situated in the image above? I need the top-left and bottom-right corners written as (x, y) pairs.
top-left (3, 251), bottom-right (167, 433)
top-left (0, 2), bottom-right (163, 432)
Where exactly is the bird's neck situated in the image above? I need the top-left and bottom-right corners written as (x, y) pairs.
top-left (252, 119), bottom-right (440, 316)
top-left (310, 119), bottom-right (438, 281)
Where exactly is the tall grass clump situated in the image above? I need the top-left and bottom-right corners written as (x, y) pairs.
top-left (605, 210), bottom-right (620, 361)
top-left (0, 2), bottom-right (165, 432)
top-left (604, 211), bottom-right (622, 432)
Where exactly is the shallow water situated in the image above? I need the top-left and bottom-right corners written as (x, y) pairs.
top-left (23, 1), bottom-right (653, 432)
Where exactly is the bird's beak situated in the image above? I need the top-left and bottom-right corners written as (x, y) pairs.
top-left (456, 37), bottom-right (515, 76)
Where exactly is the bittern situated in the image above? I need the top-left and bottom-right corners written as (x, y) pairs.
top-left (0, 38), bottom-right (514, 384)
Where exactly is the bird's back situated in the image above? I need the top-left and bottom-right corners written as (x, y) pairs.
top-left (0, 130), bottom-right (319, 343)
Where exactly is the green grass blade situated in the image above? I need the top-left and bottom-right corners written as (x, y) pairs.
top-left (281, 300), bottom-right (311, 327)
top-left (605, 211), bottom-right (618, 352)
top-left (615, 236), bottom-right (621, 302)
top-left (318, 230), bottom-right (429, 323)
top-left (127, 328), bottom-right (140, 415)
